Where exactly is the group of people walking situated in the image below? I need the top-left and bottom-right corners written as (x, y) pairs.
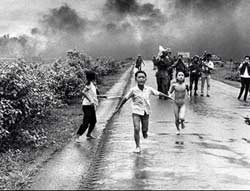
top-left (148, 47), bottom-right (215, 98)
top-left (74, 48), bottom-right (250, 154)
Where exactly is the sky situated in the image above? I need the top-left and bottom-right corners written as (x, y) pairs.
top-left (0, 0), bottom-right (250, 60)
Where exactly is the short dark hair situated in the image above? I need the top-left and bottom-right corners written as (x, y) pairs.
top-left (175, 70), bottom-right (184, 78)
top-left (135, 70), bottom-right (147, 78)
top-left (245, 56), bottom-right (250, 59)
top-left (85, 70), bottom-right (96, 82)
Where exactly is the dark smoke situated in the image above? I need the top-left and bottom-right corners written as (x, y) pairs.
top-left (1, 0), bottom-right (250, 61)
top-left (40, 3), bottom-right (86, 34)
top-left (104, 0), bottom-right (165, 29)
top-left (170, 0), bottom-right (246, 60)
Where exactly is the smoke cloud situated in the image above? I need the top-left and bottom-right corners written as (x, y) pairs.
top-left (1, 0), bottom-right (250, 61)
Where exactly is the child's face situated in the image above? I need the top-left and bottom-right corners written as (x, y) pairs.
top-left (136, 73), bottom-right (147, 85)
top-left (176, 72), bottom-right (185, 82)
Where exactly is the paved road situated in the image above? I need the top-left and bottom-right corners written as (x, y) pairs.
top-left (80, 61), bottom-right (250, 190)
top-left (27, 66), bottom-right (133, 190)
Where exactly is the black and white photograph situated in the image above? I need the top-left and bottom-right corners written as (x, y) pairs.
top-left (1, 0), bottom-right (250, 190)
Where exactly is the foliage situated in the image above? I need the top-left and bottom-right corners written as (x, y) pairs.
top-left (0, 50), bottom-right (125, 151)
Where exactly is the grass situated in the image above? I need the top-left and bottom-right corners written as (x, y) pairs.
top-left (0, 61), bottom-right (132, 190)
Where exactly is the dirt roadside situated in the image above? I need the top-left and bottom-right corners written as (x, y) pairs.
top-left (0, 61), bottom-right (133, 190)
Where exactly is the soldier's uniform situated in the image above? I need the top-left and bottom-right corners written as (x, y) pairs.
top-left (155, 56), bottom-right (173, 98)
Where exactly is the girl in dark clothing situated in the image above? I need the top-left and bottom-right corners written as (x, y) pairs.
top-left (238, 56), bottom-right (250, 101)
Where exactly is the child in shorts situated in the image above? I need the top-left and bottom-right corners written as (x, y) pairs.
top-left (169, 71), bottom-right (189, 135)
top-left (114, 70), bottom-right (170, 153)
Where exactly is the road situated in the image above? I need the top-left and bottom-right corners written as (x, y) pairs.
top-left (80, 61), bottom-right (250, 190)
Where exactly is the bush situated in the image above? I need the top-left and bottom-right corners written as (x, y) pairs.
top-left (0, 49), bottom-right (127, 151)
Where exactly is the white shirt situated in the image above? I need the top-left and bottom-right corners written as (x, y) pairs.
top-left (201, 60), bottom-right (214, 77)
top-left (239, 63), bottom-right (250, 78)
top-left (82, 82), bottom-right (98, 106)
top-left (125, 85), bottom-right (160, 115)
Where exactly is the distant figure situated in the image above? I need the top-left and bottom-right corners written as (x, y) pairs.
top-left (200, 53), bottom-right (214, 97)
top-left (135, 55), bottom-right (145, 71)
top-left (114, 71), bottom-right (170, 153)
top-left (229, 58), bottom-right (234, 72)
top-left (169, 71), bottom-right (189, 135)
top-left (155, 47), bottom-right (174, 99)
top-left (172, 55), bottom-right (189, 79)
top-left (189, 55), bottom-right (202, 96)
top-left (237, 56), bottom-right (250, 101)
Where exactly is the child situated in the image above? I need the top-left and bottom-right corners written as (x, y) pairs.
top-left (114, 70), bottom-right (170, 153)
top-left (75, 70), bottom-right (100, 142)
top-left (169, 71), bottom-right (189, 135)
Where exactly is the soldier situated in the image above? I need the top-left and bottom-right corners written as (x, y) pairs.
top-left (189, 55), bottom-right (202, 96)
top-left (172, 55), bottom-right (189, 80)
top-left (200, 53), bottom-right (214, 97)
top-left (155, 48), bottom-right (173, 99)
top-left (135, 55), bottom-right (145, 71)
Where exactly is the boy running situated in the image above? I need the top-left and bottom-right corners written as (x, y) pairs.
top-left (169, 71), bottom-right (189, 135)
top-left (115, 70), bottom-right (170, 153)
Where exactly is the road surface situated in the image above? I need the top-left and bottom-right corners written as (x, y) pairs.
top-left (80, 60), bottom-right (250, 190)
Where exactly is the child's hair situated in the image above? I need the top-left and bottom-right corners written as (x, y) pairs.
top-left (85, 70), bottom-right (96, 85)
top-left (135, 70), bottom-right (147, 78)
top-left (244, 55), bottom-right (250, 59)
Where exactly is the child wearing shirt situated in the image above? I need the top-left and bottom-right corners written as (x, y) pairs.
top-left (75, 71), bottom-right (99, 142)
top-left (115, 70), bottom-right (170, 153)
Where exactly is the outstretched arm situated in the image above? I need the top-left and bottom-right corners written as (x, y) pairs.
top-left (115, 98), bottom-right (128, 112)
top-left (114, 90), bottom-right (133, 114)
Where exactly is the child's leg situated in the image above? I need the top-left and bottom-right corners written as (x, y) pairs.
top-left (76, 106), bottom-right (91, 136)
top-left (132, 114), bottom-right (141, 149)
top-left (141, 113), bottom-right (149, 138)
top-left (174, 103), bottom-right (180, 131)
top-left (179, 104), bottom-right (186, 129)
top-left (206, 76), bottom-right (211, 96)
top-left (201, 76), bottom-right (205, 95)
top-left (86, 106), bottom-right (97, 138)
top-left (189, 76), bottom-right (194, 95)
top-left (194, 75), bottom-right (199, 95)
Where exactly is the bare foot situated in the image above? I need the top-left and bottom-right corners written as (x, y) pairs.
top-left (133, 147), bottom-right (141, 153)
top-left (176, 130), bottom-right (180, 135)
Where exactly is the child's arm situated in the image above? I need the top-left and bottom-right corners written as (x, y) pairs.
top-left (114, 97), bottom-right (128, 114)
top-left (159, 92), bottom-right (174, 101)
top-left (114, 89), bottom-right (133, 114)
top-left (168, 83), bottom-right (175, 99)
top-left (150, 87), bottom-right (172, 100)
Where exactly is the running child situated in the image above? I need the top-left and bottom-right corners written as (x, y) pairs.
top-left (114, 70), bottom-right (170, 153)
top-left (75, 70), bottom-right (102, 142)
top-left (169, 71), bottom-right (189, 135)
